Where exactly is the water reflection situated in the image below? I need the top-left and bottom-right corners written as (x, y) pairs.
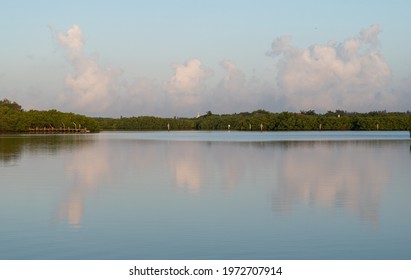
top-left (0, 134), bottom-right (97, 227)
top-left (0, 137), bottom-right (23, 164)
top-left (167, 143), bottom-right (204, 193)
top-left (273, 141), bottom-right (392, 225)
top-left (58, 142), bottom-right (112, 227)
top-left (165, 142), bottom-right (255, 193)
top-left (57, 139), bottom-right (403, 227)
top-left (1, 133), bottom-right (407, 229)
top-left (0, 135), bottom-right (94, 165)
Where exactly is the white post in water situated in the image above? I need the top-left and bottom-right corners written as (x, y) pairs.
top-left (167, 123), bottom-right (170, 132)
top-left (260, 123), bottom-right (263, 132)
top-left (249, 123), bottom-right (252, 131)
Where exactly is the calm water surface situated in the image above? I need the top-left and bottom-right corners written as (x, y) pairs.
top-left (1, 131), bottom-right (410, 259)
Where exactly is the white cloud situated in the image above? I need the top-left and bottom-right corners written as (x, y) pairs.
top-left (207, 60), bottom-right (278, 114)
top-left (112, 77), bottom-right (167, 117)
top-left (392, 76), bottom-right (411, 111)
top-left (360, 23), bottom-right (381, 45)
top-left (208, 60), bottom-right (248, 113)
top-left (165, 58), bottom-right (212, 95)
top-left (164, 58), bottom-right (212, 115)
top-left (56, 24), bottom-right (83, 57)
top-left (269, 35), bottom-right (293, 56)
top-left (47, 23), bottom-right (408, 117)
top-left (219, 60), bottom-right (246, 92)
top-left (53, 25), bottom-right (119, 114)
top-left (268, 24), bottom-right (395, 112)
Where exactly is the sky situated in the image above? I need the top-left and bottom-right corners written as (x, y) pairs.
top-left (1, 0), bottom-right (411, 117)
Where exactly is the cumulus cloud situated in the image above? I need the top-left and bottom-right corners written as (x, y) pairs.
top-left (165, 58), bottom-right (212, 95)
top-left (269, 35), bottom-right (293, 56)
top-left (112, 77), bottom-right (167, 117)
top-left (219, 60), bottom-right (246, 92)
top-left (164, 58), bottom-right (212, 115)
top-left (163, 58), bottom-right (274, 115)
top-left (56, 25), bottom-right (83, 57)
top-left (53, 25), bottom-right (119, 114)
top-left (53, 26), bottom-right (217, 117)
top-left (392, 76), bottom-right (411, 111)
top-left (209, 60), bottom-right (248, 113)
top-left (47, 23), bottom-right (407, 117)
top-left (360, 23), bottom-right (381, 45)
top-left (207, 60), bottom-right (277, 114)
top-left (268, 24), bottom-right (395, 112)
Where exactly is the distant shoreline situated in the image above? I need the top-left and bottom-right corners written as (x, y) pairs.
top-left (1, 99), bottom-right (411, 134)
top-left (95, 110), bottom-right (411, 133)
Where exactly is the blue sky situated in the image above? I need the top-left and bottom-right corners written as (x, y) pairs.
top-left (1, 0), bottom-right (410, 117)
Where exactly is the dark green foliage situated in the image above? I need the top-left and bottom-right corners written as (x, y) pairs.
top-left (0, 99), bottom-right (23, 111)
top-left (0, 99), bottom-right (100, 132)
top-left (96, 116), bottom-right (194, 131)
top-left (96, 109), bottom-right (411, 132)
top-left (2, 99), bottom-right (410, 132)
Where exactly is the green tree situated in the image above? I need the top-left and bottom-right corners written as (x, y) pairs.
top-left (0, 99), bottom-right (23, 111)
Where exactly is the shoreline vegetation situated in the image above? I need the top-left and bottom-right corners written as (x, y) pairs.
top-left (1, 99), bottom-right (411, 134)
top-left (0, 99), bottom-right (99, 133)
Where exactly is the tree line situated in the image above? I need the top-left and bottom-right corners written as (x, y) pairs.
top-left (0, 99), bottom-right (100, 132)
top-left (1, 99), bottom-right (410, 133)
top-left (97, 109), bottom-right (411, 132)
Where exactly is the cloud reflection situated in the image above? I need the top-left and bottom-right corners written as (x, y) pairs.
top-left (58, 142), bottom-right (112, 227)
top-left (165, 141), bottom-right (259, 193)
top-left (273, 142), bottom-right (391, 225)
top-left (164, 140), bottom-right (394, 226)
top-left (173, 158), bottom-right (203, 193)
top-left (53, 136), bottom-right (399, 228)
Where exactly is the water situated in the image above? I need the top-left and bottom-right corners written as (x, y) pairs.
top-left (1, 131), bottom-right (410, 259)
